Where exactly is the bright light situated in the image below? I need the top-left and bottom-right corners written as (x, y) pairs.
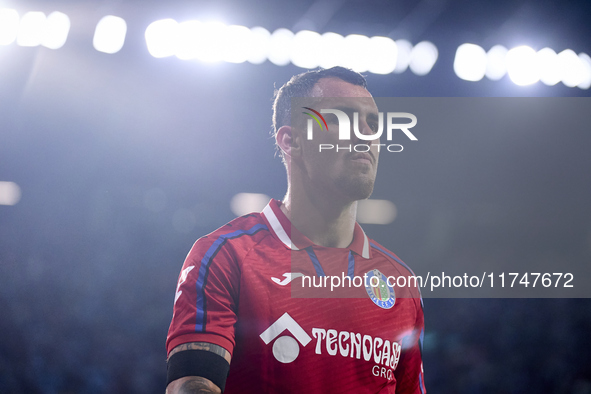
top-left (175, 21), bottom-right (248, 63)
top-left (506, 45), bottom-right (539, 86)
top-left (290, 30), bottom-right (322, 69)
top-left (485, 45), bottom-right (508, 80)
top-left (393, 39), bottom-right (412, 73)
top-left (357, 199), bottom-right (397, 225)
top-left (93, 15), bottom-right (127, 54)
top-left (318, 32), bottom-right (344, 69)
top-left (176, 20), bottom-right (201, 60)
top-left (0, 8), bottom-right (19, 45)
top-left (0, 181), bottom-right (21, 205)
top-left (196, 21), bottom-right (227, 62)
top-left (342, 34), bottom-right (371, 72)
top-left (454, 43), bottom-right (487, 82)
top-left (537, 48), bottom-right (561, 86)
top-left (41, 11), bottom-right (70, 49)
top-left (367, 36), bottom-right (397, 75)
top-left (17, 11), bottom-right (46, 47)
top-left (145, 19), bottom-right (179, 58)
top-left (409, 41), bottom-right (438, 76)
top-left (558, 49), bottom-right (585, 88)
top-left (230, 193), bottom-right (270, 216)
top-left (248, 27), bottom-right (270, 64)
top-left (268, 28), bottom-right (294, 66)
top-left (578, 53), bottom-right (591, 90)
top-left (222, 25), bottom-right (252, 63)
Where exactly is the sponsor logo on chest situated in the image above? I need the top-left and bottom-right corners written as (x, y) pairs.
top-left (260, 312), bottom-right (401, 381)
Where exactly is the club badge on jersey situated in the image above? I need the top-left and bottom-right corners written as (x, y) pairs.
top-left (365, 269), bottom-right (396, 309)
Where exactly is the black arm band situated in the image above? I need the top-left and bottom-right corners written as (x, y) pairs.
top-left (167, 349), bottom-right (230, 392)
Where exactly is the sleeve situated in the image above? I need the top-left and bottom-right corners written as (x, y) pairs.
top-left (394, 297), bottom-right (426, 394)
top-left (166, 234), bottom-right (241, 357)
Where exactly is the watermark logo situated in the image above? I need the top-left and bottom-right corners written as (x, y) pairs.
top-left (303, 107), bottom-right (417, 152)
top-left (302, 107), bottom-right (328, 132)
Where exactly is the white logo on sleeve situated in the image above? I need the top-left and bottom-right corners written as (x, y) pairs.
top-left (174, 265), bottom-right (195, 304)
top-left (260, 313), bottom-right (312, 363)
top-left (271, 272), bottom-right (304, 286)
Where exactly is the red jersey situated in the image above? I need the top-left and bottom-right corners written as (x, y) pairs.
top-left (167, 199), bottom-right (426, 393)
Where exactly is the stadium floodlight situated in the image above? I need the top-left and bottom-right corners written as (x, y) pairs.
top-left (356, 199), bottom-right (397, 225)
top-left (342, 34), bottom-right (371, 72)
top-left (93, 15), bottom-right (127, 54)
top-left (230, 193), bottom-right (270, 216)
top-left (145, 18), bottom-right (179, 58)
top-left (454, 43), bottom-right (487, 82)
top-left (17, 11), bottom-right (46, 47)
top-left (268, 28), bottom-right (294, 66)
top-left (367, 36), bottom-right (397, 75)
top-left (0, 8), bottom-right (19, 45)
top-left (175, 20), bottom-right (201, 60)
top-left (290, 30), bottom-right (322, 69)
top-left (195, 21), bottom-right (227, 62)
top-left (41, 11), bottom-right (70, 49)
top-left (409, 41), bottom-right (438, 75)
top-left (578, 53), bottom-right (591, 90)
top-left (247, 26), bottom-right (271, 65)
top-left (558, 49), bottom-right (585, 88)
top-left (485, 45), bottom-right (508, 81)
top-left (222, 25), bottom-right (252, 64)
top-left (506, 45), bottom-right (539, 86)
top-left (0, 181), bottom-right (21, 206)
top-left (536, 48), bottom-right (561, 86)
top-left (318, 32), bottom-right (344, 69)
top-left (393, 39), bottom-right (412, 73)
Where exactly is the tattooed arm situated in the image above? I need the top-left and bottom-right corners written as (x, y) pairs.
top-left (166, 342), bottom-right (231, 394)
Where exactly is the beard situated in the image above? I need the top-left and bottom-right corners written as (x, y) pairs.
top-left (333, 171), bottom-right (376, 201)
top-left (298, 140), bottom-right (379, 203)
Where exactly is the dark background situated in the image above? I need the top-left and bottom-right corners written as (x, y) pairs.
top-left (1, 0), bottom-right (590, 392)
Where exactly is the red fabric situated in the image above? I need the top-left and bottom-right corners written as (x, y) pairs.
top-left (167, 200), bottom-right (425, 393)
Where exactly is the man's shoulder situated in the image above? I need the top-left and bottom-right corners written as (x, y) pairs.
top-left (191, 212), bottom-right (271, 252)
top-left (367, 238), bottom-right (417, 277)
top-left (367, 237), bottom-right (424, 306)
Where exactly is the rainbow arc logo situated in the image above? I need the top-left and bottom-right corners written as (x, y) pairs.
top-left (302, 107), bottom-right (328, 131)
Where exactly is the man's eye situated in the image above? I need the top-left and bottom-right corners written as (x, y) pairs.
top-left (369, 123), bottom-right (379, 133)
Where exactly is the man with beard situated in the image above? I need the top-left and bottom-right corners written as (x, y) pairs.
top-left (166, 67), bottom-right (425, 394)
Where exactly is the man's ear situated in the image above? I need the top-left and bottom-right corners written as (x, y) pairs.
top-left (276, 125), bottom-right (302, 158)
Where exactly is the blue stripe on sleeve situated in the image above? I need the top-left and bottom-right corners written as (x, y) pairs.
top-left (195, 223), bottom-right (268, 332)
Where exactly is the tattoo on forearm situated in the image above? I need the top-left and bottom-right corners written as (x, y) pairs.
top-left (169, 342), bottom-right (231, 364)
top-left (178, 377), bottom-right (221, 394)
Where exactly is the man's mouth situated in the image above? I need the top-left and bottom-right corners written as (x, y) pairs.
top-left (349, 152), bottom-right (374, 165)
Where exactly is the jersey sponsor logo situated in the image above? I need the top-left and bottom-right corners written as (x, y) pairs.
top-left (174, 265), bottom-right (195, 305)
top-left (259, 312), bottom-right (312, 363)
top-left (365, 269), bottom-right (396, 309)
top-left (260, 313), bottom-right (401, 381)
top-left (271, 272), bottom-right (304, 286)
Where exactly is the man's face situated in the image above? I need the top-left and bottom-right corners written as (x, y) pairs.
top-left (295, 77), bottom-right (380, 202)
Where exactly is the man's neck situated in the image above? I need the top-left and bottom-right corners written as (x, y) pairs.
top-left (280, 186), bottom-right (357, 249)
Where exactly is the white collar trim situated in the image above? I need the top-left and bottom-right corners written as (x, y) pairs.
top-left (262, 203), bottom-right (299, 250)
top-left (359, 226), bottom-right (370, 259)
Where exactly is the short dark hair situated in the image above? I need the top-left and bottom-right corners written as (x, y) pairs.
top-left (272, 66), bottom-right (368, 134)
